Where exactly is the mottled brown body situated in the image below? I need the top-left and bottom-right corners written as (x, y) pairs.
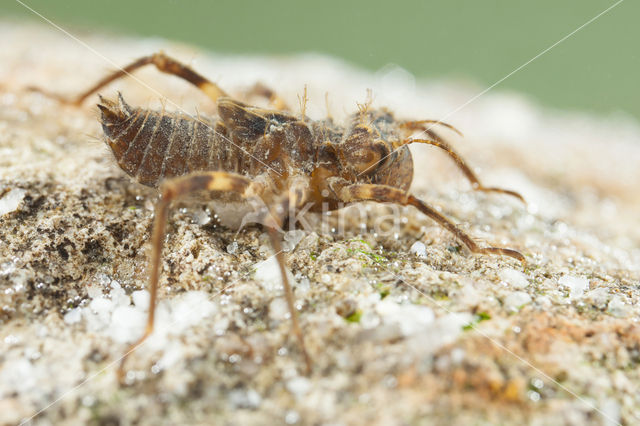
top-left (37, 52), bottom-right (525, 382)
top-left (99, 94), bottom-right (414, 212)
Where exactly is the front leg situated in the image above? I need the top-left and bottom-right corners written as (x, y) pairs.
top-left (398, 137), bottom-right (525, 203)
top-left (336, 183), bottom-right (525, 264)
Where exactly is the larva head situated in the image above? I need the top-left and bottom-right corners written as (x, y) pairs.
top-left (334, 110), bottom-right (413, 191)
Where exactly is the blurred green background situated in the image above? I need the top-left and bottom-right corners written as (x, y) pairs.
top-left (3, 0), bottom-right (638, 120)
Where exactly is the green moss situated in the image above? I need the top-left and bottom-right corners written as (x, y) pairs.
top-left (477, 311), bottom-right (491, 321)
top-left (348, 238), bottom-right (372, 248)
top-left (373, 282), bottom-right (391, 299)
top-left (346, 247), bottom-right (388, 265)
top-left (379, 288), bottom-right (390, 300)
top-left (462, 311), bottom-right (492, 331)
top-left (345, 310), bottom-right (362, 323)
top-left (431, 290), bottom-right (449, 301)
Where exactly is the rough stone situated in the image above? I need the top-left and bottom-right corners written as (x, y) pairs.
top-left (1, 23), bottom-right (639, 426)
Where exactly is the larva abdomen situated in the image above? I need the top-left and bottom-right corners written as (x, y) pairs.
top-left (99, 94), bottom-right (236, 188)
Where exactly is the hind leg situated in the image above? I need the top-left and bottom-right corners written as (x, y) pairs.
top-left (243, 82), bottom-right (289, 111)
top-left (32, 52), bottom-right (228, 106)
top-left (118, 171), bottom-right (254, 383)
top-left (261, 175), bottom-right (312, 374)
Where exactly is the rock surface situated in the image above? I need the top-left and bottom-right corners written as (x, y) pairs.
top-left (1, 23), bottom-right (639, 425)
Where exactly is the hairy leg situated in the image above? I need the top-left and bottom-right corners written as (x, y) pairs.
top-left (262, 175), bottom-right (312, 374)
top-left (400, 137), bottom-right (525, 203)
top-left (243, 82), bottom-right (289, 111)
top-left (400, 119), bottom-right (463, 137)
top-left (33, 52), bottom-right (228, 106)
top-left (118, 171), bottom-right (253, 382)
top-left (336, 182), bottom-right (525, 264)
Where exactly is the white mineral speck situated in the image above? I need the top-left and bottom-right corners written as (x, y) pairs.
top-left (255, 255), bottom-right (281, 290)
top-left (169, 291), bottom-right (217, 332)
top-left (192, 208), bottom-right (211, 225)
top-left (109, 305), bottom-right (146, 343)
top-left (63, 308), bottom-right (82, 324)
top-left (558, 275), bottom-right (589, 299)
top-left (90, 297), bottom-right (114, 316)
top-left (409, 241), bottom-right (427, 258)
top-left (283, 230), bottom-right (306, 252)
top-left (450, 348), bottom-right (465, 364)
top-left (504, 291), bottom-right (532, 312)
top-left (286, 376), bottom-right (311, 397)
top-left (601, 398), bottom-right (621, 426)
top-left (499, 268), bottom-right (529, 289)
top-left (96, 273), bottom-right (111, 287)
top-left (226, 241), bottom-right (238, 254)
top-left (109, 280), bottom-right (129, 306)
top-left (269, 297), bottom-right (289, 321)
top-left (255, 255), bottom-right (295, 291)
top-left (607, 295), bottom-right (629, 318)
top-left (229, 388), bottom-right (262, 409)
top-left (585, 287), bottom-right (610, 309)
top-left (376, 300), bottom-right (434, 336)
top-left (0, 188), bottom-right (26, 216)
top-left (0, 260), bottom-right (16, 276)
top-left (131, 290), bottom-right (150, 310)
top-left (4, 334), bottom-right (19, 345)
top-left (85, 282), bottom-right (103, 299)
top-left (360, 310), bottom-right (381, 329)
top-left (285, 410), bottom-right (300, 424)
top-left (214, 317), bottom-right (230, 335)
top-left (3, 359), bottom-right (37, 395)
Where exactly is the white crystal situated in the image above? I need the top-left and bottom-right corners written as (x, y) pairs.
top-left (269, 297), bottom-right (289, 321)
top-left (607, 295), bottom-right (629, 318)
top-left (499, 268), bottom-right (529, 289)
top-left (0, 188), bottom-right (26, 216)
top-left (226, 241), bottom-right (238, 254)
top-left (63, 308), bottom-right (82, 324)
top-left (504, 291), bottom-right (532, 311)
top-left (131, 290), bottom-right (150, 310)
top-left (229, 388), bottom-right (262, 409)
top-left (376, 300), bottom-right (434, 336)
top-left (559, 275), bottom-right (589, 299)
top-left (109, 305), bottom-right (146, 343)
top-left (254, 255), bottom-right (295, 291)
top-left (286, 376), bottom-right (311, 397)
top-left (283, 230), bottom-right (306, 252)
top-left (409, 241), bottom-right (427, 258)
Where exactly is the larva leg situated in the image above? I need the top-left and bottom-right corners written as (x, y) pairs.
top-left (118, 171), bottom-right (253, 383)
top-left (243, 82), bottom-right (289, 111)
top-left (336, 183), bottom-right (526, 264)
top-left (400, 119), bottom-right (463, 136)
top-left (402, 137), bottom-right (525, 203)
top-left (35, 52), bottom-right (228, 106)
top-left (262, 175), bottom-right (312, 375)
